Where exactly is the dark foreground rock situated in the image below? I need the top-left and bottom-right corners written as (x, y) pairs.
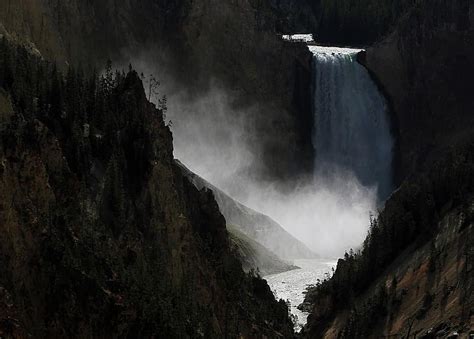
top-left (0, 41), bottom-right (294, 338)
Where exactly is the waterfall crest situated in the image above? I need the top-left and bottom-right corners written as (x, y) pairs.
top-left (310, 46), bottom-right (394, 199)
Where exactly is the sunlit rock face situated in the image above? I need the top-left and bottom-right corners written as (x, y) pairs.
top-left (310, 46), bottom-right (394, 200)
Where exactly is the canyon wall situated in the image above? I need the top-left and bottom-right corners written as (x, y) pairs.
top-left (0, 40), bottom-right (294, 338)
top-left (302, 141), bottom-right (474, 338)
top-left (361, 0), bottom-right (474, 181)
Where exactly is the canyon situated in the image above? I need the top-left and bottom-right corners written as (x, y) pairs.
top-left (0, 0), bottom-right (473, 338)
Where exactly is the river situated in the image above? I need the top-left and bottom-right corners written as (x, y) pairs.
top-left (264, 258), bottom-right (337, 332)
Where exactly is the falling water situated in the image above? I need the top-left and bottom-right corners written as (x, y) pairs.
top-left (310, 46), bottom-right (394, 200)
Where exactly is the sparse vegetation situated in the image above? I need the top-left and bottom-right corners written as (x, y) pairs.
top-left (303, 141), bottom-right (474, 333)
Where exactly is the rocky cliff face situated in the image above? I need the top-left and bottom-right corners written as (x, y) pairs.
top-left (305, 198), bottom-right (474, 338)
top-left (0, 40), bottom-right (294, 338)
top-left (359, 0), bottom-right (474, 181)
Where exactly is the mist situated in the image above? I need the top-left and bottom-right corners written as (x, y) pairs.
top-left (124, 47), bottom-right (383, 258)
top-left (163, 83), bottom-right (378, 258)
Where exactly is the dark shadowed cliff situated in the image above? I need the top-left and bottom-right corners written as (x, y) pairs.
top-left (360, 0), bottom-right (474, 182)
top-left (0, 40), bottom-right (294, 338)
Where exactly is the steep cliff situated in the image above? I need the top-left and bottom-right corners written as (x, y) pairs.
top-left (0, 39), bottom-right (294, 338)
top-left (359, 0), bottom-right (474, 182)
top-left (265, 0), bottom-right (415, 45)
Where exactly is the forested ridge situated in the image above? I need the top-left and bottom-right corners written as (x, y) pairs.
top-left (0, 37), bottom-right (295, 338)
top-left (302, 141), bottom-right (474, 336)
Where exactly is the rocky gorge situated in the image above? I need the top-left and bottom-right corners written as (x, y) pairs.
top-left (0, 0), bottom-right (473, 338)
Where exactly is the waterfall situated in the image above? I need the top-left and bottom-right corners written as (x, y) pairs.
top-left (310, 46), bottom-right (394, 200)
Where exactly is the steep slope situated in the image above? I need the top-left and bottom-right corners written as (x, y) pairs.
top-left (178, 161), bottom-right (317, 260)
top-left (359, 0), bottom-right (474, 182)
top-left (301, 141), bottom-right (474, 338)
top-left (304, 199), bottom-right (474, 338)
top-left (0, 40), bottom-right (294, 338)
top-left (228, 225), bottom-right (299, 276)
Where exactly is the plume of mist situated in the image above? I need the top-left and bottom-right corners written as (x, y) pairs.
top-left (125, 52), bottom-right (380, 259)
top-left (167, 84), bottom-right (260, 199)
top-left (162, 84), bottom-right (377, 258)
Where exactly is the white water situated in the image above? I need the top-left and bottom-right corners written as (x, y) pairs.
top-left (310, 46), bottom-right (394, 200)
top-left (265, 259), bottom-right (337, 331)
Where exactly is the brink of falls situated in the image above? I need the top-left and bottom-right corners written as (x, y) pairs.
top-left (310, 46), bottom-right (394, 200)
